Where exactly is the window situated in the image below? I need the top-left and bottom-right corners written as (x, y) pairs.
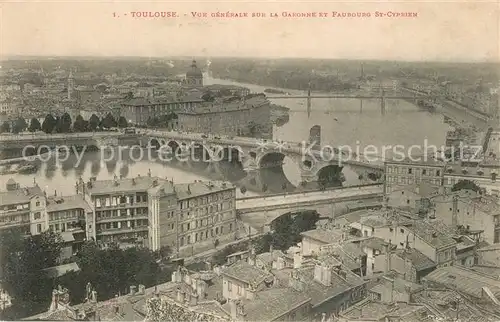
top-left (408, 168), bottom-right (412, 174)
top-left (400, 228), bottom-right (404, 233)
top-left (36, 201), bottom-right (40, 207)
top-left (36, 224), bottom-right (42, 233)
top-left (436, 170), bottom-right (440, 176)
top-left (227, 281), bottom-right (232, 291)
top-left (34, 212), bottom-right (41, 220)
top-left (422, 169), bottom-right (427, 175)
top-left (390, 228), bottom-right (394, 232)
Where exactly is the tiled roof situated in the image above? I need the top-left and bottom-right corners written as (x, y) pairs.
top-left (46, 194), bottom-right (92, 213)
top-left (300, 229), bottom-right (343, 244)
top-left (174, 181), bottom-right (234, 200)
top-left (237, 287), bottom-right (311, 321)
top-left (340, 298), bottom-right (428, 320)
top-left (221, 261), bottom-right (274, 287)
top-left (42, 263), bottom-right (80, 279)
top-left (86, 176), bottom-right (165, 195)
top-left (424, 265), bottom-right (500, 298)
top-left (0, 185), bottom-right (43, 207)
top-left (274, 263), bottom-right (365, 307)
top-left (406, 221), bottom-right (456, 249)
top-left (393, 248), bottom-right (436, 271)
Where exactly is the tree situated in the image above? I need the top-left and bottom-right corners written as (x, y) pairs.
top-left (270, 211), bottom-right (319, 250)
top-left (55, 112), bottom-right (72, 133)
top-left (88, 114), bottom-right (100, 131)
top-left (1, 230), bottom-right (63, 308)
top-left (118, 116), bottom-right (128, 128)
top-left (73, 115), bottom-right (87, 132)
top-left (101, 113), bottom-right (117, 129)
top-left (0, 121), bottom-right (10, 133)
top-left (201, 92), bottom-right (215, 102)
top-left (28, 118), bottom-right (41, 132)
top-left (41, 114), bottom-right (56, 134)
top-left (12, 117), bottom-right (27, 134)
top-left (451, 179), bottom-right (481, 194)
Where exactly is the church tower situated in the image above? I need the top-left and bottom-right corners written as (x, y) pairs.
top-left (185, 60), bottom-right (204, 87)
top-left (67, 69), bottom-right (74, 100)
top-left (68, 70), bottom-right (75, 100)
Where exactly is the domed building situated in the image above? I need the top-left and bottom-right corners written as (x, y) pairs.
top-left (185, 60), bottom-right (204, 87)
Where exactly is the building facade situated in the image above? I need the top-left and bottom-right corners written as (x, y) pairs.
top-left (384, 159), bottom-right (445, 194)
top-left (120, 96), bottom-right (205, 126)
top-left (177, 96), bottom-right (272, 138)
top-left (76, 176), bottom-right (237, 255)
top-left (0, 179), bottom-right (47, 235)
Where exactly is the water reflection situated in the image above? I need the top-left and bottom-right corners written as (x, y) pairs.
top-left (1, 147), bottom-right (348, 197)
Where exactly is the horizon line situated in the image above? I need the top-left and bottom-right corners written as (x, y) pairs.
top-left (1, 54), bottom-right (499, 65)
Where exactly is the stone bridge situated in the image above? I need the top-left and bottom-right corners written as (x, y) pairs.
top-left (143, 130), bottom-right (385, 187)
top-left (0, 132), bottom-right (141, 157)
top-left (235, 183), bottom-right (384, 233)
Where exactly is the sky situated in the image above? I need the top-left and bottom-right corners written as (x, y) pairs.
top-left (1, 0), bottom-right (499, 62)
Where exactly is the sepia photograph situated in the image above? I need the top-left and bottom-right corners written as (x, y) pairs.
top-left (0, 0), bottom-right (499, 321)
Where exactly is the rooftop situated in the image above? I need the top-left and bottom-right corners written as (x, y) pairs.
top-left (221, 261), bottom-right (274, 287)
top-left (42, 263), bottom-right (80, 279)
top-left (226, 287), bottom-right (311, 321)
top-left (173, 181), bottom-right (234, 200)
top-left (300, 228), bottom-right (344, 244)
top-left (177, 96), bottom-right (269, 115)
top-left (405, 220), bottom-right (457, 249)
top-left (85, 176), bottom-right (165, 195)
top-left (424, 265), bottom-right (500, 298)
top-left (46, 194), bottom-right (92, 213)
top-left (273, 261), bottom-right (366, 307)
top-left (0, 184), bottom-right (43, 207)
top-left (393, 248), bottom-right (437, 271)
top-left (340, 299), bottom-right (428, 321)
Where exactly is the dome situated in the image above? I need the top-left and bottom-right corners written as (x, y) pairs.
top-left (186, 60), bottom-right (203, 78)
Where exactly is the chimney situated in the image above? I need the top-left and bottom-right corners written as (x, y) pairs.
top-left (138, 284), bottom-right (145, 295)
top-left (129, 285), bottom-right (137, 296)
top-left (189, 293), bottom-right (198, 306)
top-left (132, 178), bottom-right (136, 185)
top-left (196, 280), bottom-right (207, 299)
top-left (384, 244), bottom-right (392, 273)
top-left (176, 288), bottom-right (185, 303)
top-left (229, 299), bottom-right (238, 320)
top-left (246, 286), bottom-right (256, 300)
top-left (187, 184), bottom-right (191, 194)
top-left (276, 256), bottom-right (285, 270)
top-left (148, 169), bottom-right (152, 177)
top-left (293, 252), bottom-right (303, 269)
top-left (452, 195), bottom-right (458, 227)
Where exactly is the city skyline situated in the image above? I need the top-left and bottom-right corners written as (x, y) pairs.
top-left (1, 1), bottom-right (499, 62)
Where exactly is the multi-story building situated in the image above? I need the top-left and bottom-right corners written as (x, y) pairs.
top-left (149, 180), bottom-right (237, 256)
top-left (433, 192), bottom-right (500, 245)
top-left (76, 176), bottom-right (237, 255)
top-left (0, 179), bottom-right (46, 235)
top-left (442, 163), bottom-right (499, 196)
top-left (384, 159), bottom-right (445, 194)
top-left (46, 192), bottom-right (92, 261)
top-left (177, 95), bottom-right (272, 138)
top-left (120, 96), bottom-right (204, 126)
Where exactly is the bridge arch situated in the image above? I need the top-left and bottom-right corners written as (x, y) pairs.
top-left (149, 138), bottom-right (161, 150)
top-left (254, 151), bottom-right (295, 192)
top-left (309, 125), bottom-right (321, 149)
top-left (316, 164), bottom-right (345, 188)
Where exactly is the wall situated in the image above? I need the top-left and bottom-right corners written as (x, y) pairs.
top-left (388, 189), bottom-right (421, 210)
top-left (30, 194), bottom-right (47, 235)
top-left (222, 276), bottom-right (248, 300)
top-left (301, 237), bottom-right (325, 256)
top-left (312, 285), bottom-right (367, 318)
top-left (434, 196), bottom-right (496, 244)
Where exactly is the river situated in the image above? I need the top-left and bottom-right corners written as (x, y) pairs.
top-left (0, 75), bottom-right (454, 196)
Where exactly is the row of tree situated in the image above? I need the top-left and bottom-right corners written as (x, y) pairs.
top-left (0, 113), bottom-right (129, 135)
top-left (0, 230), bottom-right (172, 319)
